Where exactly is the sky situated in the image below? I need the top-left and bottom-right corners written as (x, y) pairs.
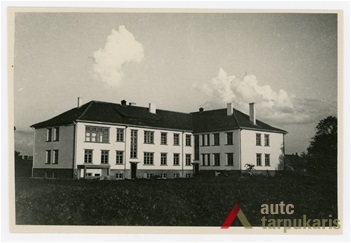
top-left (13, 12), bottom-right (338, 155)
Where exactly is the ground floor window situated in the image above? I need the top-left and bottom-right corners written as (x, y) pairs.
top-left (256, 153), bottom-right (262, 166)
top-left (146, 173), bottom-right (154, 179)
top-left (226, 153), bottom-right (234, 166)
top-left (214, 153), bottom-right (220, 166)
top-left (116, 173), bottom-right (124, 179)
top-left (185, 173), bottom-right (192, 178)
top-left (161, 173), bottom-right (167, 178)
top-left (265, 154), bottom-right (270, 166)
top-left (174, 173), bottom-right (180, 178)
top-left (185, 154), bottom-right (191, 166)
top-left (45, 171), bottom-right (57, 179)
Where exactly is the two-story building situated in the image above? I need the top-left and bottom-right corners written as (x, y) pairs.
top-left (31, 99), bottom-right (287, 179)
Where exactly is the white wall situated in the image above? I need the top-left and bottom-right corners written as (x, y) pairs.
top-left (75, 122), bottom-right (194, 171)
top-left (240, 130), bottom-right (284, 171)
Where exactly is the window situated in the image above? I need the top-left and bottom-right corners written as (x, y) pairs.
top-left (85, 126), bottom-right (109, 143)
top-left (46, 128), bottom-right (52, 142)
top-left (194, 135), bottom-right (200, 160)
top-left (264, 134), bottom-right (270, 146)
top-left (52, 150), bottom-right (59, 164)
top-left (226, 132), bottom-right (233, 145)
top-left (213, 133), bottom-right (220, 146)
top-left (146, 173), bottom-right (154, 179)
top-left (95, 173), bottom-right (101, 177)
top-left (161, 173), bottom-right (167, 178)
top-left (186, 154), bottom-right (191, 166)
top-left (45, 150), bottom-right (51, 164)
top-left (144, 152), bottom-right (154, 165)
top-left (116, 128), bottom-right (124, 142)
top-left (185, 173), bottom-right (192, 178)
top-left (161, 132), bottom-right (167, 145)
top-left (86, 173), bottom-right (92, 177)
top-left (201, 154), bottom-right (210, 166)
top-left (256, 153), bottom-right (262, 166)
top-left (101, 150), bottom-right (109, 164)
top-left (174, 134), bottom-right (180, 145)
top-left (161, 153), bottom-right (167, 165)
top-left (214, 153), bottom-right (220, 166)
top-left (84, 150), bottom-right (93, 164)
top-left (227, 153), bottom-right (234, 166)
top-left (173, 153), bottom-right (180, 166)
top-left (144, 131), bottom-right (154, 144)
top-left (45, 171), bottom-right (57, 179)
top-left (116, 173), bottom-right (124, 179)
top-left (116, 151), bottom-right (124, 164)
top-left (256, 133), bottom-right (262, 146)
top-left (130, 130), bottom-right (138, 158)
top-left (265, 154), bottom-right (270, 166)
top-left (202, 134), bottom-right (210, 146)
top-left (174, 173), bottom-right (180, 178)
top-left (53, 127), bottom-right (60, 141)
top-left (185, 135), bottom-right (191, 146)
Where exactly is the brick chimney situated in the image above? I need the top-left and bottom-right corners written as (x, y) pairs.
top-left (249, 102), bottom-right (256, 125)
top-left (227, 103), bottom-right (233, 116)
top-left (121, 100), bottom-right (127, 106)
top-left (149, 103), bottom-right (156, 114)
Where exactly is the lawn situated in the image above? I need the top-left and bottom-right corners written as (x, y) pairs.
top-left (15, 173), bottom-right (338, 226)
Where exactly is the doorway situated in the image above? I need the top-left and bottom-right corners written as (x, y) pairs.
top-left (131, 163), bottom-right (137, 179)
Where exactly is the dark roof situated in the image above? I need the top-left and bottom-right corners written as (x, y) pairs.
top-left (191, 108), bottom-right (287, 134)
top-left (31, 101), bottom-right (193, 131)
top-left (31, 100), bottom-right (287, 134)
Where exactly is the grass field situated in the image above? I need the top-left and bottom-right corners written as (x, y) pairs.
top-left (15, 173), bottom-right (338, 226)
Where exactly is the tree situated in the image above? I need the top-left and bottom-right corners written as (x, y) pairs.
top-left (306, 116), bottom-right (337, 175)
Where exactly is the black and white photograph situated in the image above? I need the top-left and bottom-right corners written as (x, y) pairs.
top-left (4, 4), bottom-right (348, 238)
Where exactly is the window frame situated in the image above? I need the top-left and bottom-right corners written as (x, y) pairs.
top-left (185, 134), bottom-right (191, 146)
top-left (116, 150), bottom-right (124, 164)
top-left (256, 153), bottom-right (262, 166)
top-left (213, 133), bottom-right (220, 146)
top-left (173, 133), bottom-right (180, 146)
top-left (116, 128), bottom-right (125, 142)
top-left (101, 150), bottom-right (109, 164)
top-left (226, 132), bottom-right (233, 145)
top-left (84, 149), bottom-right (93, 164)
top-left (185, 154), bottom-right (192, 166)
top-left (265, 154), bottom-right (271, 166)
top-left (46, 128), bottom-right (52, 142)
top-left (53, 127), bottom-right (60, 141)
top-left (52, 150), bottom-right (59, 164)
top-left (226, 153), bottom-right (234, 166)
top-left (45, 150), bottom-right (51, 164)
top-left (256, 133), bottom-right (262, 146)
top-left (160, 153), bottom-right (167, 165)
top-left (160, 132), bottom-right (167, 145)
top-left (85, 126), bottom-right (110, 143)
top-left (144, 131), bottom-right (154, 144)
top-left (264, 134), bottom-right (270, 147)
top-left (173, 153), bottom-right (180, 166)
top-left (213, 153), bottom-right (220, 166)
top-left (143, 152), bottom-right (154, 165)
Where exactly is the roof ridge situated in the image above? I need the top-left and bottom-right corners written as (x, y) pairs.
top-left (76, 101), bottom-right (94, 121)
top-left (232, 109), bottom-right (241, 129)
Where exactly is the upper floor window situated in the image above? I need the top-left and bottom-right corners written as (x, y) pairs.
top-left (214, 153), bottom-right (220, 166)
top-left (213, 133), bottom-right (220, 146)
top-left (85, 126), bottom-right (109, 143)
top-left (144, 152), bottom-right (154, 165)
top-left (161, 153), bottom-right (167, 165)
top-left (202, 134), bottom-right (210, 146)
top-left (53, 127), bottom-right (60, 141)
top-left (226, 132), bottom-right (233, 145)
top-left (256, 133), bottom-right (262, 146)
top-left (46, 128), bottom-right (52, 142)
top-left (161, 132), bottom-right (167, 145)
top-left (144, 131), bottom-right (154, 144)
top-left (264, 134), bottom-right (270, 146)
top-left (185, 135), bottom-right (191, 146)
top-left (174, 134), bottom-right (180, 145)
top-left (53, 150), bottom-right (59, 164)
top-left (101, 150), bottom-right (109, 164)
top-left (84, 149), bottom-right (93, 164)
top-left (116, 128), bottom-right (124, 142)
top-left (45, 150), bottom-right (51, 164)
top-left (256, 153), bottom-right (262, 166)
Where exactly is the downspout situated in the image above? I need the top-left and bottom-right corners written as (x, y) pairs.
top-left (124, 126), bottom-right (128, 178)
top-left (182, 131), bottom-right (184, 178)
top-left (72, 122), bottom-right (77, 179)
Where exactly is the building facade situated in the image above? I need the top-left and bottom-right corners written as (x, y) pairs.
top-left (31, 99), bottom-right (287, 179)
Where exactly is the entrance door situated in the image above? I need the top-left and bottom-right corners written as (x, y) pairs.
top-left (131, 163), bottom-right (137, 179)
top-left (194, 163), bottom-right (199, 176)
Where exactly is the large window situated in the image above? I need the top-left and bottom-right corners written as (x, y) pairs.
top-left (173, 153), bottom-right (180, 165)
top-left (144, 152), bottom-right (154, 165)
top-left (264, 134), bottom-right (270, 146)
top-left (265, 154), bottom-right (270, 166)
top-left (161, 153), bottom-right (167, 165)
top-left (46, 128), bottom-right (52, 142)
top-left (161, 132), bottom-right (167, 145)
top-left (185, 135), bottom-right (191, 146)
top-left (186, 154), bottom-right (192, 166)
top-left (256, 153), bottom-right (262, 166)
top-left (130, 130), bottom-right (138, 158)
top-left (53, 150), bottom-right (59, 164)
top-left (226, 132), bottom-right (233, 145)
top-left (84, 150), bottom-right (93, 164)
top-left (53, 127), bottom-right (60, 141)
top-left (174, 134), bottom-right (180, 145)
top-left (101, 150), bottom-right (109, 164)
top-left (45, 150), bottom-right (51, 164)
top-left (85, 126), bottom-right (109, 143)
top-left (226, 153), bottom-right (234, 166)
top-left (213, 133), bottom-right (220, 146)
top-left (116, 151), bottom-right (124, 164)
top-left (144, 131), bottom-right (154, 144)
top-left (116, 128), bottom-right (124, 142)
top-left (256, 133), bottom-right (262, 146)
top-left (214, 153), bottom-right (220, 166)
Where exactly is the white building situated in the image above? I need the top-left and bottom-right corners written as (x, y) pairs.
top-left (31, 99), bottom-right (287, 179)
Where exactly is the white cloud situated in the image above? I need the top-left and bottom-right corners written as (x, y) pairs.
top-left (92, 26), bottom-right (144, 86)
top-left (196, 68), bottom-right (336, 126)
